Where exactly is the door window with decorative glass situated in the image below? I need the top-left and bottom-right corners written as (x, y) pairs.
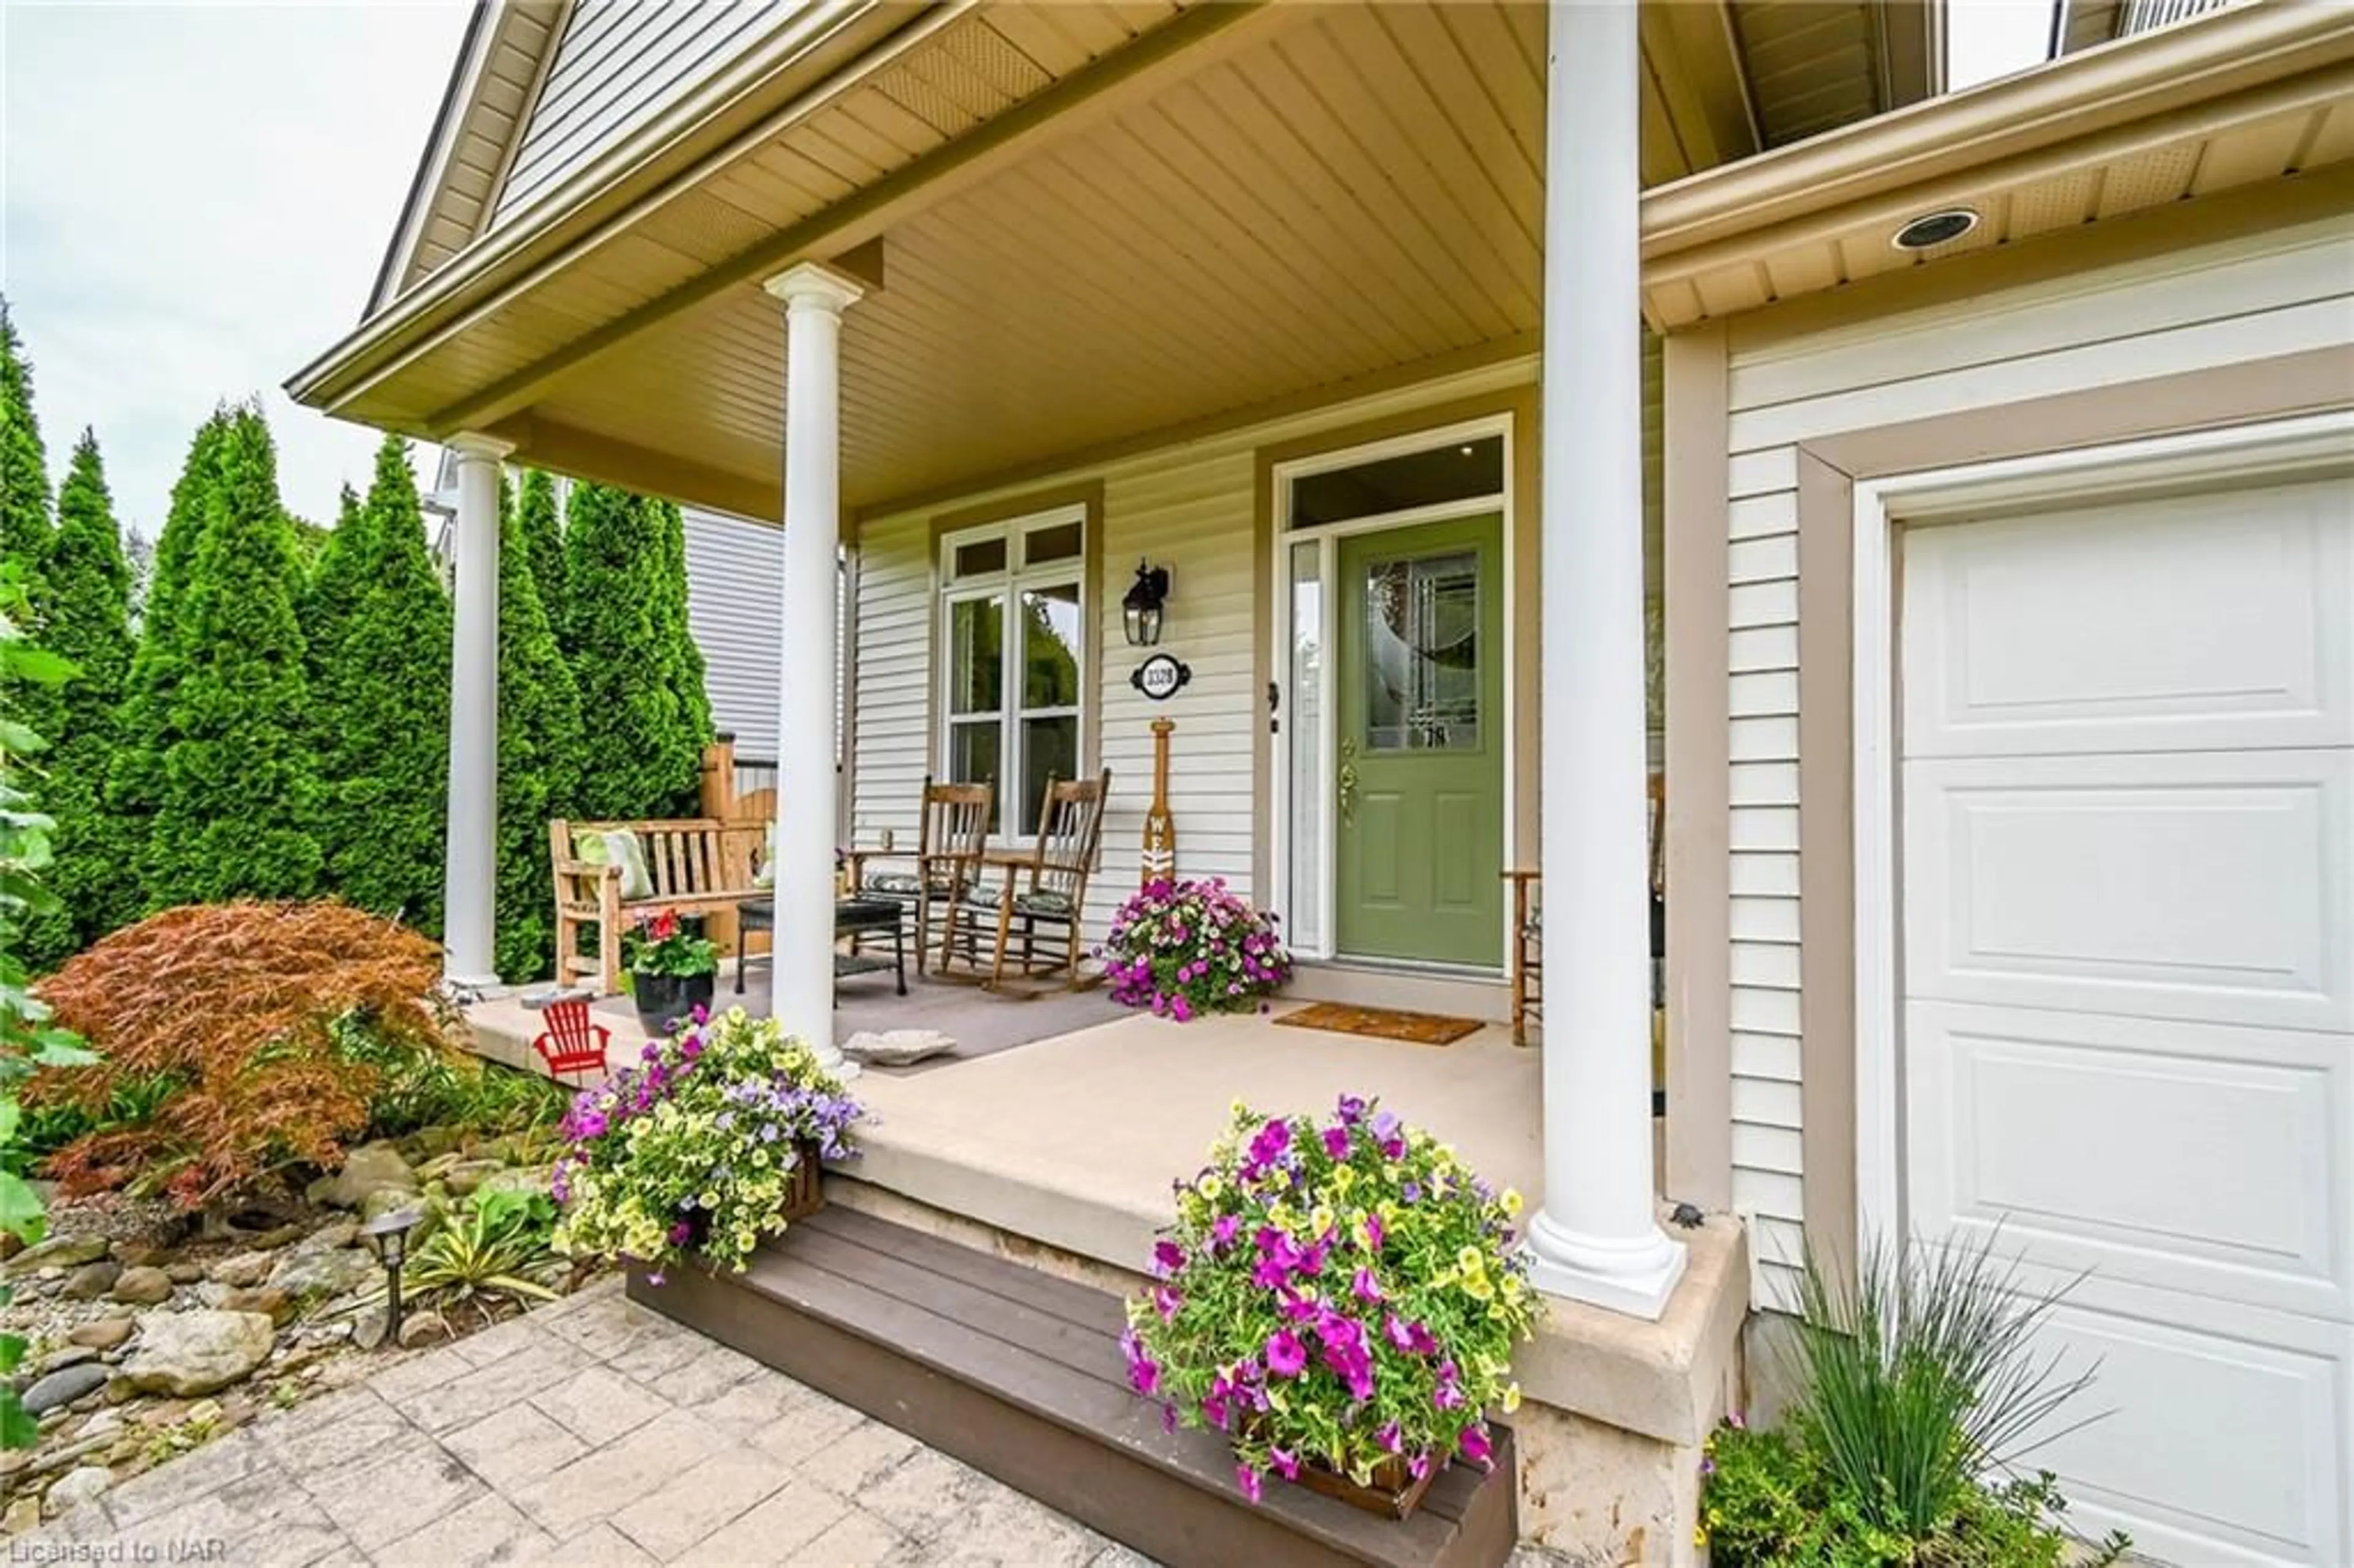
top-left (940, 508), bottom-right (1086, 835)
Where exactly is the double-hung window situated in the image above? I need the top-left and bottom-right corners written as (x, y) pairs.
top-left (939, 506), bottom-right (1086, 836)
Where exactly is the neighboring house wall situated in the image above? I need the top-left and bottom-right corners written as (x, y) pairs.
top-left (1704, 196), bottom-right (2354, 1310)
top-left (494, 0), bottom-right (801, 221)
top-left (681, 508), bottom-right (785, 761)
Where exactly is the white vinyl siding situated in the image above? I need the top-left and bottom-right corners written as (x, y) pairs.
top-left (681, 508), bottom-right (783, 760)
top-left (493, 0), bottom-right (801, 223)
top-left (1716, 206), bottom-right (2354, 1310)
top-left (851, 360), bottom-right (1537, 953)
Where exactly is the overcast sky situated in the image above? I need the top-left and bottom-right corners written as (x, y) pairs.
top-left (2, 0), bottom-right (2055, 545)
top-left (3, 2), bottom-right (469, 541)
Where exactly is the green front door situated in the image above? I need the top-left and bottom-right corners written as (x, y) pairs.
top-left (1333, 514), bottom-right (1504, 966)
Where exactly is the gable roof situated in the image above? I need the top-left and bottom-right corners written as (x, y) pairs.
top-left (369, 0), bottom-right (568, 318)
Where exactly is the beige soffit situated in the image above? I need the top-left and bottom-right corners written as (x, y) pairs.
top-left (1640, 0), bottom-right (2354, 328)
top-left (297, 0), bottom-right (1906, 426)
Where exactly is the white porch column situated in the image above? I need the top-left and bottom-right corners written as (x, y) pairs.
top-left (442, 433), bottom-right (512, 991)
top-left (1525, 0), bottom-right (1686, 1319)
top-left (764, 262), bottom-right (864, 1075)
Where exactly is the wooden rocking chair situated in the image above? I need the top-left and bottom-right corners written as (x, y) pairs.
top-left (846, 777), bottom-right (992, 975)
top-left (951, 769), bottom-right (1111, 993)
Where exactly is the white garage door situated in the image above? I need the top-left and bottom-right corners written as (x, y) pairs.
top-left (1899, 474), bottom-right (2353, 1567)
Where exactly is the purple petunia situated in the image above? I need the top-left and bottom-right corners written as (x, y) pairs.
top-left (1321, 1125), bottom-right (1352, 1160)
top-left (1152, 1239), bottom-right (1186, 1278)
top-left (1235, 1463), bottom-right (1263, 1504)
top-left (1265, 1330), bottom-right (1308, 1378)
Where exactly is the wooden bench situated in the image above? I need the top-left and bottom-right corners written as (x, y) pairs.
top-left (549, 818), bottom-right (766, 994)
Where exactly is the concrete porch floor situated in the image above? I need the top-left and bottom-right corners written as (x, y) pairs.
top-left (465, 958), bottom-right (1128, 1079)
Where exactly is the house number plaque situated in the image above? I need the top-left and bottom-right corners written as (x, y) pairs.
top-left (1130, 653), bottom-right (1191, 702)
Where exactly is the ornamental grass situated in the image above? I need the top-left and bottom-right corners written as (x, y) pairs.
top-left (1124, 1097), bottom-right (1537, 1504)
top-left (551, 1007), bottom-right (859, 1279)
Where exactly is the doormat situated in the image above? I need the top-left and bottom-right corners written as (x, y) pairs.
top-left (1273, 1002), bottom-right (1482, 1047)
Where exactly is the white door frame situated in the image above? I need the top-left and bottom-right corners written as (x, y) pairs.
top-left (1849, 409), bottom-right (2354, 1254)
top-left (1267, 414), bottom-right (1517, 970)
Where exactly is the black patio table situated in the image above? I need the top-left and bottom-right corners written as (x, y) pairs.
top-left (733, 896), bottom-right (907, 998)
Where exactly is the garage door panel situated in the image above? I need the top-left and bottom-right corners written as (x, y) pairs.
top-left (2014, 1290), bottom-right (2352, 1568)
top-left (1906, 1000), bottom-right (2350, 1317)
top-left (1903, 751), bottom-right (2352, 1032)
top-left (1902, 479), bottom-right (2352, 759)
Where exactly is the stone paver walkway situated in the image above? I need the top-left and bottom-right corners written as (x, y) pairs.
top-left (20, 1277), bottom-right (1152, 1567)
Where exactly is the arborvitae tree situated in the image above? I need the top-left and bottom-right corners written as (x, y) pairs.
top-left (562, 482), bottom-right (711, 819)
top-left (107, 409), bottom-right (230, 906)
top-left (316, 436), bottom-right (450, 930)
top-left (147, 406), bottom-right (321, 904)
top-left (494, 480), bottom-right (585, 981)
top-left (300, 484), bottom-right (365, 666)
top-left (21, 432), bottom-right (135, 966)
top-left (0, 305), bottom-right (58, 743)
top-left (514, 468), bottom-right (566, 614)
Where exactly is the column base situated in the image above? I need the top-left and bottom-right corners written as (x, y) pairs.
top-left (441, 969), bottom-right (502, 994)
top-left (1522, 1210), bottom-right (1689, 1321)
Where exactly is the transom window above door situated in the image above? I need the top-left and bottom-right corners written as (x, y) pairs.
top-left (940, 506), bottom-right (1087, 836)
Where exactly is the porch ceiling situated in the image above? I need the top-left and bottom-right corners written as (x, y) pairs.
top-left (298, 1), bottom-right (1913, 521)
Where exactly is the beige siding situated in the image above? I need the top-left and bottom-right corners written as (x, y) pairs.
top-left (1718, 207), bottom-right (2354, 1309)
top-left (495, 0), bottom-right (801, 223)
top-left (850, 359), bottom-right (1539, 950)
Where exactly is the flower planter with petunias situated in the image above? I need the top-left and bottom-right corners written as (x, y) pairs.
top-left (551, 1007), bottom-right (860, 1283)
top-left (1098, 878), bottom-right (1291, 1021)
top-left (1122, 1097), bottom-right (1537, 1519)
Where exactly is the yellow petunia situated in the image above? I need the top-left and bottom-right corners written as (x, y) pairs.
top-left (1310, 1205), bottom-right (1336, 1236)
top-left (1198, 1173), bottom-right (1224, 1201)
top-left (1503, 1383), bottom-right (1523, 1414)
top-left (1501, 1188), bottom-right (1523, 1218)
top-left (1457, 1245), bottom-right (1486, 1274)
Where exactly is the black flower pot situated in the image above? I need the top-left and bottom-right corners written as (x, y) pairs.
top-left (633, 970), bottom-right (715, 1035)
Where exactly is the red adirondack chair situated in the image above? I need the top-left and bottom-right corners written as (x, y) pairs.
top-left (524, 990), bottom-right (611, 1084)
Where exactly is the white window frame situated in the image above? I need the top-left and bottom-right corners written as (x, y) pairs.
top-left (936, 503), bottom-right (1089, 842)
top-left (1267, 413), bottom-right (1517, 968)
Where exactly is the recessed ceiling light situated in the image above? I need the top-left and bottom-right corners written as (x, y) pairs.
top-left (1891, 208), bottom-right (1981, 251)
top-left (1459, 445), bottom-right (1476, 456)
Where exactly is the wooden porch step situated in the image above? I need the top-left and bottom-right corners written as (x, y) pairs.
top-left (629, 1205), bottom-right (1517, 1568)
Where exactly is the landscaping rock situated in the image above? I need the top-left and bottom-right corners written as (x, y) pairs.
top-left (267, 1232), bottom-right (377, 1303)
top-left (163, 1262), bottom-right (205, 1285)
top-left (360, 1187), bottom-right (424, 1225)
top-left (120, 1311), bottom-right (275, 1398)
top-left (217, 1287), bottom-right (293, 1327)
top-left (396, 1310), bottom-right (448, 1349)
top-left (309, 1219), bottom-right (359, 1250)
top-left (67, 1318), bottom-right (135, 1352)
top-left (6, 1496), bottom-right (39, 1534)
top-left (109, 1266), bottom-right (175, 1306)
top-left (47, 1465), bottom-right (110, 1515)
top-left (351, 1307), bottom-right (389, 1352)
top-left (415, 1152), bottom-right (464, 1181)
top-left (40, 1347), bottom-right (99, 1374)
top-left (208, 1252), bottom-right (273, 1289)
top-left (305, 1143), bottom-right (416, 1210)
top-left (478, 1165), bottom-right (554, 1203)
top-left (22, 1364), bottom-right (109, 1415)
top-left (248, 1223), bottom-right (305, 1251)
top-left (443, 1160), bottom-right (506, 1198)
top-left (109, 1241), bottom-right (172, 1268)
top-left (59, 1261), bottom-right (122, 1301)
top-left (5, 1236), bottom-right (109, 1276)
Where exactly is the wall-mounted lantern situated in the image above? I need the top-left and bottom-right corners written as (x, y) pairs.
top-left (1122, 560), bottom-right (1171, 647)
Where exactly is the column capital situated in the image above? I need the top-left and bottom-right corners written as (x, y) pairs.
top-left (763, 261), bottom-right (866, 314)
top-left (446, 432), bottom-right (516, 463)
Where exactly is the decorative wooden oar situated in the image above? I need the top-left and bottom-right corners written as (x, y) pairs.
top-left (1143, 718), bottom-right (1176, 887)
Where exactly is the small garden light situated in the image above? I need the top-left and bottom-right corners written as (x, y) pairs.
top-left (361, 1206), bottom-right (425, 1346)
top-left (1122, 559), bottom-right (1171, 647)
